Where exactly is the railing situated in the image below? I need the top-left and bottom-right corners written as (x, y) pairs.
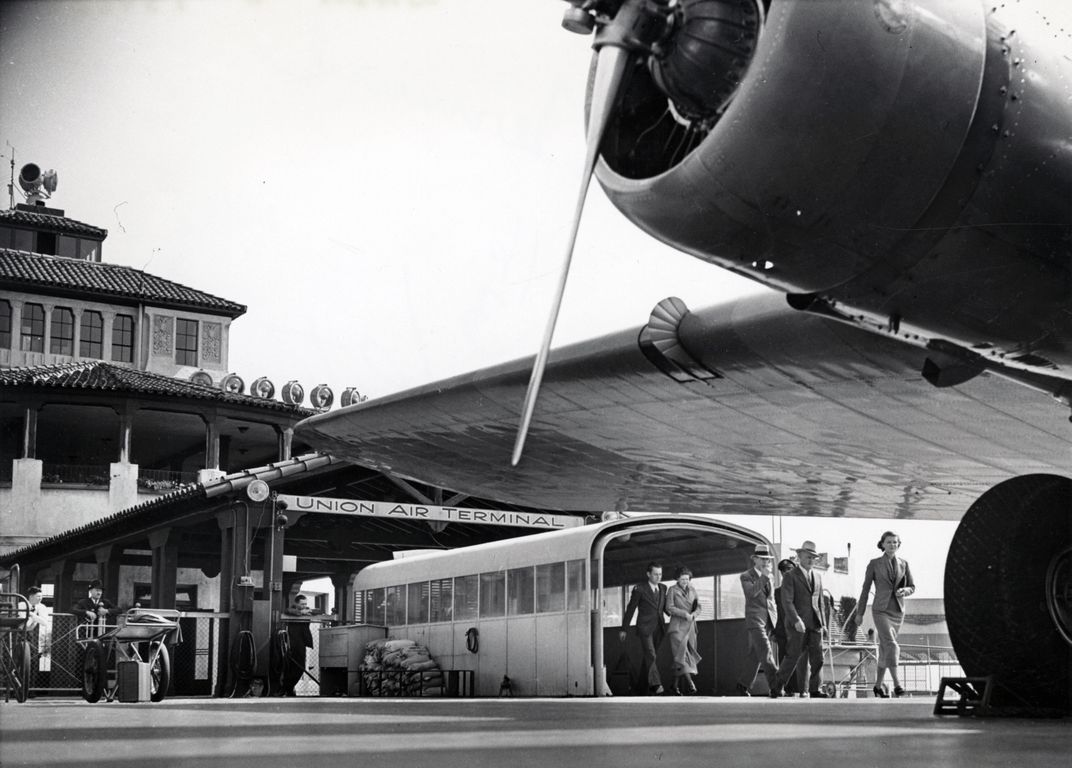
top-left (137, 468), bottom-right (198, 493)
top-left (40, 463), bottom-right (109, 487)
top-left (823, 641), bottom-right (959, 697)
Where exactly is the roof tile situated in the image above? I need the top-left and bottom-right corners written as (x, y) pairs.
top-left (0, 249), bottom-right (246, 317)
top-left (0, 360), bottom-right (313, 414)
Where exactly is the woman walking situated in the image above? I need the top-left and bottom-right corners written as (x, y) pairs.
top-left (854, 531), bottom-right (915, 697)
top-left (665, 565), bottom-right (702, 694)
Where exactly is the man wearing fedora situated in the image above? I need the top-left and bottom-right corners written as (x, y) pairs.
top-left (72, 579), bottom-right (119, 625)
top-left (735, 543), bottom-right (779, 696)
top-left (771, 540), bottom-right (828, 698)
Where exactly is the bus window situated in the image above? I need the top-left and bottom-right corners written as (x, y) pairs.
top-left (602, 585), bottom-right (625, 627)
top-left (385, 585), bottom-right (407, 625)
top-left (479, 571), bottom-right (506, 618)
top-left (692, 575), bottom-right (716, 621)
top-left (430, 578), bottom-right (453, 622)
top-left (407, 581), bottom-right (430, 624)
top-left (716, 574), bottom-right (746, 619)
top-left (507, 566), bottom-right (535, 615)
top-left (363, 587), bottom-right (386, 626)
top-left (566, 559), bottom-right (586, 611)
top-left (454, 574), bottom-right (478, 621)
top-left (535, 562), bottom-right (565, 613)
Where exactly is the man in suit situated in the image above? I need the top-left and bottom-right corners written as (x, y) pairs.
top-left (281, 594), bottom-right (315, 696)
top-left (72, 580), bottom-right (119, 626)
top-left (735, 544), bottom-right (778, 695)
top-left (771, 540), bottom-right (828, 698)
top-left (619, 561), bottom-right (668, 694)
top-left (773, 558), bottom-right (802, 694)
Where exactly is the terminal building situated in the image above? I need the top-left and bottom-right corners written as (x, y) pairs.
top-left (0, 164), bottom-right (590, 697)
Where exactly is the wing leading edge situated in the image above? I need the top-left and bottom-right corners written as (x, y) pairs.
top-left (295, 292), bottom-right (1070, 520)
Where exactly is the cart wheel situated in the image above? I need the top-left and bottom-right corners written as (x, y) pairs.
top-left (13, 639), bottom-right (31, 703)
top-left (81, 641), bottom-right (104, 703)
top-left (149, 643), bottom-right (171, 702)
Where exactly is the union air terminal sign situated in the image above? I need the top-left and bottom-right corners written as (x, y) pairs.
top-left (276, 495), bottom-right (584, 530)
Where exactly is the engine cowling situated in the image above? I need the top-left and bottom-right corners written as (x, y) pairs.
top-left (590, 0), bottom-right (1072, 370)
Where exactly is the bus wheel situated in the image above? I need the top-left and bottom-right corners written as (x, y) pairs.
top-left (944, 474), bottom-right (1071, 714)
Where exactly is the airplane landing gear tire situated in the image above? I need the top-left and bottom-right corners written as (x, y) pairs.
top-left (945, 474), bottom-right (1071, 714)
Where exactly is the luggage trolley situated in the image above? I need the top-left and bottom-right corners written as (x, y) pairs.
top-left (819, 600), bottom-right (880, 698)
top-left (75, 608), bottom-right (181, 703)
top-left (0, 593), bottom-right (32, 703)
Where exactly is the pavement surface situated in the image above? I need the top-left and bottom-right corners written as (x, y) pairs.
top-left (1, 696), bottom-right (1069, 768)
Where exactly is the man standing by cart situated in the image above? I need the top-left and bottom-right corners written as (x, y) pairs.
top-left (72, 580), bottom-right (119, 628)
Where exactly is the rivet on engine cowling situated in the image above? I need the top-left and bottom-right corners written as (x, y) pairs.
top-left (999, 86), bottom-right (1008, 94)
top-left (991, 124), bottom-right (1000, 133)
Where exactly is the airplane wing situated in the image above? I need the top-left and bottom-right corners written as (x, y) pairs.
top-left (295, 291), bottom-right (1070, 520)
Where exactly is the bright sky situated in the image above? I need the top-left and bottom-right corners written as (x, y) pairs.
top-left (7, 0), bottom-right (1029, 599)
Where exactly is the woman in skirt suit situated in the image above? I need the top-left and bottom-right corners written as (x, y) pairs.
top-left (665, 565), bottom-right (702, 694)
top-left (854, 531), bottom-right (915, 697)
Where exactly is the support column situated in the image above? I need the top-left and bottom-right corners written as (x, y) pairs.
top-left (216, 505), bottom-right (252, 696)
top-left (330, 569), bottom-right (354, 622)
top-left (203, 411), bottom-right (221, 471)
top-left (22, 403), bottom-right (39, 459)
top-left (95, 545), bottom-right (122, 606)
top-left (275, 426), bottom-right (293, 462)
top-left (148, 528), bottom-right (178, 609)
top-left (118, 403), bottom-right (134, 464)
top-left (51, 559), bottom-right (77, 614)
top-left (262, 510), bottom-right (285, 617)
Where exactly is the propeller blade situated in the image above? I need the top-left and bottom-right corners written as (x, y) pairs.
top-left (512, 44), bottom-right (631, 467)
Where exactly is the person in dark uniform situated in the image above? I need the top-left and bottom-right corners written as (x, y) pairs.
top-left (773, 558), bottom-right (802, 695)
top-left (619, 561), bottom-right (668, 694)
top-left (281, 594), bottom-right (314, 696)
top-left (72, 580), bottom-right (119, 625)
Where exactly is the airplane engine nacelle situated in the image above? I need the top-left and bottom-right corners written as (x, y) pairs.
top-left (591, 0), bottom-right (1072, 364)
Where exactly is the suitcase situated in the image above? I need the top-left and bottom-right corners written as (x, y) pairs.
top-left (117, 660), bottom-right (151, 702)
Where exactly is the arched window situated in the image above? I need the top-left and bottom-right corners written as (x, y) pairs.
top-left (0, 300), bottom-right (11, 349)
top-left (112, 314), bottom-right (135, 363)
top-left (50, 307), bottom-right (75, 355)
top-left (80, 310), bottom-right (103, 358)
top-left (20, 303), bottom-right (45, 352)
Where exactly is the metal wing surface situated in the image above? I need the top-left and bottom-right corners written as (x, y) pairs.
top-left (296, 292), bottom-right (1069, 520)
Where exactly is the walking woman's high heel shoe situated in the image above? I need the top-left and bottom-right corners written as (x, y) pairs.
top-left (893, 686), bottom-right (906, 698)
top-left (873, 685), bottom-right (889, 698)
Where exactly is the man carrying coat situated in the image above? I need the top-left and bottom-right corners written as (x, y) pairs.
top-left (619, 561), bottom-right (668, 694)
top-left (771, 540), bottom-right (829, 698)
top-left (735, 544), bottom-right (778, 695)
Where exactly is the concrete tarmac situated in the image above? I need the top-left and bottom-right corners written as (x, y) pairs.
top-left (1, 696), bottom-right (1068, 768)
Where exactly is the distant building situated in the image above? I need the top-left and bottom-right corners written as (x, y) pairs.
top-left (1, 191), bottom-right (311, 553)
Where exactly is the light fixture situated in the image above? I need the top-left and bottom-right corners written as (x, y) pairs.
top-left (221, 373), bottom-right (245, 394)
top-left (190, 370), bottom-right (214, 387)
top-left (341, 387), bottom-right (367, 407)
top-left (250, 377), bottom-right (275, 399)
top-left (310, 384), bottom-right (334, 410)
top-left (281, 380), bottom-right (305, 405)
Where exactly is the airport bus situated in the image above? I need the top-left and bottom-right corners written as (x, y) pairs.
top-left (351, 514), bottom-right (773, 696)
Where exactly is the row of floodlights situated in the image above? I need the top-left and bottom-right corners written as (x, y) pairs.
top-left (189, 371), bottom-right (366, 410)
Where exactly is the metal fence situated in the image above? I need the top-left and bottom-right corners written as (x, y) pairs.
top-left (40, 464), bottom-right (110, 487)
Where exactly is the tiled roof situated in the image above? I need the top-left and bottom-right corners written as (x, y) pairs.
top-left (0, 453), bottom-right (342, 564)
top-left (0, 249), bottom-right (246, 317)
top-left (0, 360), bottom-right (313, 415)
top-left (0, 206), bottom-right (108, 239)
